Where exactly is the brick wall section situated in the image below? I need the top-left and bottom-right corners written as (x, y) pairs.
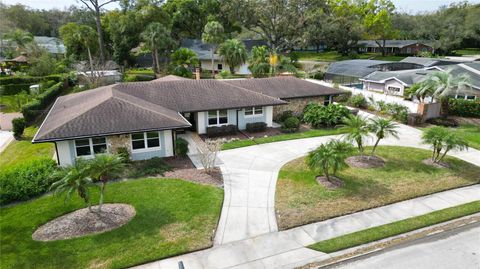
top-left (107, 134), bottom-right (131, 155)
top-left (273, 97), bottom-right (325, 120)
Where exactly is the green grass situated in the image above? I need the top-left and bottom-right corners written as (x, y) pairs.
top-left (221, 128), bottom-right (347, 150)
top-left (0, 126), bottom-right (54, 170)
top-left (275, 146), bottom-right (480, 229)
top-left (309, 201), bottom-right (480, 253)
top-left (451, 48), bottom-right (480, 56)
top-left (295, 51), bottom-right (405, 62)
top-left (0, 94), bottom-right (33, 112)
top-left (125, 68), bottom-right (155, 75)
top-left (0, 178), bottom-right (223, 269)
top-left (452, 124), bottom-right (480, 150)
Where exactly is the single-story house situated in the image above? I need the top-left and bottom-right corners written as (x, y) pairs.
top-left (356, 40), bottom-right (434, 55)
top-left (33, 76), bottom-right (343, 166)
top-left (360, 62), bottom-right (480, 99)
top-left (181, 39), bottom-right (268, 75)
top-left (399, 57), bottom-right (467, 67)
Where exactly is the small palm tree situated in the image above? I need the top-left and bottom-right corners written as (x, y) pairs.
top-left (86, 154), bottom-right (126, 211)
top-left (422, 126), bottom-right (468, 163)
top-left (368, 118), bottom-right (399, 156)
top-left (306, 139), bottom-right (354, 183)
top-left (427, 71), bottom-right (471, 98)
top-left (218, 39), bottom-right (248, 74)
top-left (202, 21), bottom-right (224, 77)
top-left (5, 29), bottom-right (33, 52)
top-left (170, 48), bottom-right (199, 78)
top-left (340, 115), bottom-right (370, 155)
top-left (438, 132), bottom-right (468, 162)
top-left (50, 160), bottom-right (94, 212)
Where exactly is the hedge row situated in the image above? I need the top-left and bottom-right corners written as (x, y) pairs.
top-left (21, 82), bottom-right (64, 122)
top-left (0, 84), bottom-right (31, 95)
top-left (0, 74), bottom-right (65, 85)
top-left (0, 158), bottom-right (57, 205)
top-left (206, 124), bottom-right (237, 137)
top-left (449, 98), bottom-right (480, 118)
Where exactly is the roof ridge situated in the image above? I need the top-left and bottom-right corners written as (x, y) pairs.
top-left (112, 89), bottom-right (190, 125)
top-left (218, 79), bottom-right (287, 103)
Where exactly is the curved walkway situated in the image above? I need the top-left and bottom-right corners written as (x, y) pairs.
top-left (134, 112), bottom-right (480, 268)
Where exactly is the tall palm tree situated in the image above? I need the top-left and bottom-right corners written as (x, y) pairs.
top-left (218, 39), bottom-right (248, 74)
top-left (202, 21), bottom-right (224, 77)
top-left (427, 71), bottom-right (471, 98)
top-left (306, 139), bottom-right (353, 183)
top-left (340, 115), bottom-right (370, 155)
top-left (86, 154), bottom-right (126, 211)
top-left (170, 48), bottom-right (199, 78)
top-left (5, 29), bottom-right (33, 53)
top-left (50, 160), bottom-right (94, 212)
top-left (141, 22), bottom-right (175, 74)
top-left (368, 118), bottom-right (399, 156)
top-left (77, 25), bottom-right (97, 74)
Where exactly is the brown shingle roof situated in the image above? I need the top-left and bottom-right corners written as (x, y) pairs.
top-left (152, 75), bottom-right (189, 82)
top-left (223, 76), bottom-right (343, 99)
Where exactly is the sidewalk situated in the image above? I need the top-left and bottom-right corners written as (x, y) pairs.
top-left (133, 184), bottom-right (480, 269)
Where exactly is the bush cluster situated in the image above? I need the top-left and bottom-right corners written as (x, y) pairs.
top-left (12, 117), bottom-right (26, 139)
top-left (347, 94), bottom-right (368, 108)
top-left (426, 117), bottom-right (459, 127)
top-left (0, 158), bottom-right (57, 205)
top-left (206, 124), bottom-right (237, 137)
top-left (281, 116), bottom-right (300, 133)
top-left (175, 137), bottom-right (189, 157)
top-left (376, 101), bottom-right (409, 123)
top-left (0, 84), bottom-right (31, 95)
top-left (127, 157), bottom-right (171, 178)
top-left (246, 122), bottom-right (267, 133)
top-left (448, 99), bottom-right (480, 118)
top-left (303, 103), bottom-right (351, 128)
top-left (21, 82), bottom-right (64, 122)
top-left (124, 74), bottom-right (155, 82)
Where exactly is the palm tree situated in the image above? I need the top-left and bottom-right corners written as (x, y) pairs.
top-left (368, 118), bottom-right (399, 156)
top-left (141, 22), bottom-right (175, 74)
top-left (5, 29), bottom-right (33, 52)
top-left (78, 25), bottom-right (97, 74)
top-left (340, 115), bottom-right (370, 155)
top-left (422, 127), bottom-right (468, 163)
top-left (306, 139), bottom-right (353, 183)
top-left (50, 160), bottom-right (94, 212)
top-left (218, 39), bottom-right (248, 74)
top-left (202, 21), bottom-right (225, 77)
top-left (86, 154), bottom-right (126, 211)
top-left (438, 132), bottom-right (468, 162)
top-left (427, 71), bottom-right (471, 98)
top-left (170, 48), bottom-right (199, 78)
top-left (248, 45), bottom-right (270, 78)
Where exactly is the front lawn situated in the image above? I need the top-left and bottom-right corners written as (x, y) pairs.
top-left (0, 126), bottom-right (54, 169)
top-left (451, 124), bottom-right (480, 150)
top-left (275, 146), bottom-right (480, 229)
top-left (222, 128), bottom-right (347, 150)
top-left (0, 178), bottom-right (223, 269)
top-left (310, 201), bottom-right (480, 253)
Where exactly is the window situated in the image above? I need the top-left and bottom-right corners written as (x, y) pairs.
top-left (388, 86), bottom-right (401, 92)
top-left (324, 96), bottom-right (332, 106)
top-left (406, 47), bottom-right (412, 54)
top-left (466, 95), bottom-right (476, 100)
top-left (75, 137), bottom-right (107, 157)
top-left (208, 110), bottom-right (228, 126)
top-left (244, 107), bottom-right (263, 116)
top-left (217, 64), bottom-right (223, 70)
top-left (131, 132), bottom-right (161, 150)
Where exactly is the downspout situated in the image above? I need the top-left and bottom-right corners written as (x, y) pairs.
top-left (172, 130), bottom-right (176, 156)
top-left (54, 142), bottom-right (60, 165)
top-left (236, 109), bottom-right (240, 131)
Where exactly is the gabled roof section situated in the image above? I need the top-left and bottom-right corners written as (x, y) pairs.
top-left (33, 86), bottom-right (191, 142)
top-left (361, 69), bottom-right (438, 86)
top-left (357, 40), bottom-right (434, 48)
top-left (115, 79), bottom-right (286, 112)
top-left (400, 57), bottom-right (467, 67)
top-left (152, 75), bottom-right (189, 82)
top-left (223, 76), bottom-right (344, 99)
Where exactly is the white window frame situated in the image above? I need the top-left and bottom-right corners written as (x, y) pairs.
top-left (244, 106), bottom-right (264, 117)
top-left (207, 110), bottom-right (229, 127)
top-left (130, 131), bottom-right (162, 153)
top-left (74, 137), bottom-right (107, 158)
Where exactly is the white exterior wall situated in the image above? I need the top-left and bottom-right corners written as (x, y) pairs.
top-left (163, 130), bottom-right (174, 157)
top-left (56, 140), bottom-right (74, 167)
top-left (200, 59), bottom-right (251, 75)
top-left (197, 111), bottom-right (207, 134)
top-left (265, 106), bottom-right (273, 127)
top-left (384, 80), bottom-right (405, 96)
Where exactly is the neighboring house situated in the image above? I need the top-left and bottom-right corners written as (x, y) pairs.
top-left (399, 56), bottom-right (467, 67)
top-left (33, 36), bottom-right (66, 56)
top-left (33, 76), bottom-right (343, 166)
top-left (356, 40), bottom-right (434, 55)
top-left (324, 59), bottom-right (423, 86)
top-left (360, 62), bottom-right (480, 99)
top-left (77, 70), bottom-right (123, 86)
top-left (181, 39), bottom-right (268, 75)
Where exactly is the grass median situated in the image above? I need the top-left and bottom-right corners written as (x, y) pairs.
top-left (309, 200), bottom-right (480, 253)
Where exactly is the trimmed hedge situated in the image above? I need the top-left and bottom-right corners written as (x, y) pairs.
top-left (12, 117), bottom-right (26, 139)
top-left (449, 98), bottom-right (480, 118)
top-left (0, 158), bottom-right (57, 205)
top-left (0, 74), bottom-right (66, 95)
top-left (246, 122), bottom-right (267, 133)
top-left (281, 116), bottom-right (300, 133)
top-left (0, 84), bottom-right (31, 95)
top-left (21, 82), bottom-right (64, 122)
top-left (206, 124), bottom-right (237, 137)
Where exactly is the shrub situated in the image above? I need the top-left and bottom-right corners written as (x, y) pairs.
top-left (0, 84), bottom-right (31, 95)
top-left (0, 158), bottom-right (57, 205)
top-left (127, 157), bottom-right (171, 178)
top-left (347, 94), bottom-right (368, 108)
top-left (116, 147), bottom-right (131, 162)
top-left (219, 70), bottom-right (231, 79)
top-left (303, 103), bottom-right (351, 128)
top-left (21, 82), bottom-right (64, 122)
top-left (206, 124), bottom-right (237, 137)
top-left (124, 74), bottom-right (155, 82)
top-left (448, 99), bottom-right (480, 118)
top-left (281, 116), bottom-right (300, 133)
top-left (276, 110), bottom-right (294, 123)
top-left (12, 117), bottom-right (26, 139)
top-left (175, 137), bottom-right (189, 157)
top-left (334, 92), bottom-right (352, 103)
top-left (246, 122), bottom-right (267, 133)
top-left (426, 117), bottom-right (459, 127)
top-left (378, 103), bottom-right (409, 123)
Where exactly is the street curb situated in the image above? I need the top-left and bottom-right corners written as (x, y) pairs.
top-left (298, 212), bottom-right (480, 269)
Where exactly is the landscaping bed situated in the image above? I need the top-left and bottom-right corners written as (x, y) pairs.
top-left (0, 178), bottom-right (223, 269)
top-left (275, 146), bottom-right (480, 230)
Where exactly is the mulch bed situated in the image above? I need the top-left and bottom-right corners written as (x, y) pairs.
top-left (316, 176), bottom-right (343, 189)
top-left (161, 167), bottom-right (223, 187)
top-left (346, 155), bottom-right (385, 168)
top-left (422, 159), bottom-right (450, 169)
top-left (32, 204), bottom-right (135, 241)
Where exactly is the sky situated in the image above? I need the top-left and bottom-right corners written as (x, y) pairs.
top-left (1, 0), bottom-right (480, 14)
